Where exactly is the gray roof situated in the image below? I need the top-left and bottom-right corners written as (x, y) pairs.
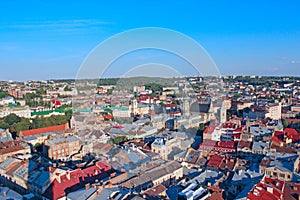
top-left (93, 188), bottom-right (121, 200)
top-left (0, 157), bottom-right (18, 170)
top-left (33, 171), bottom-right (51, 187)
top-left (252, 141), bottom-right (269, 151)
top-left (47, 135), bottom-right (79, 146)
top-left (266, 154), bottom-right (299, 173)
top-left (13, 160), bottom-right (37, 180)
top-left (0, 134), bottom-right (13, 143)
top-left (186, 170), bottom-right (222, 186)
top-left (190, 102), bottom-right (211, 113)
top-left (232, 170), bottom-right (262, 183)
top-left (126, 151), bottom-right (141, 164)
top-left (121, 161), bottom-right (182, 188)
top-left (67, 187), bottom-right (96, 200)
top-left (23, 135), bottom-right (37, 141)
top-left (249, 126), bottom-right (273, 136)
top-left (234, 175), bottom-right (263, 200)
top-left (174, 150), bottom-right (188, 159)
top-left (0, 187), bottom-right (22, 200)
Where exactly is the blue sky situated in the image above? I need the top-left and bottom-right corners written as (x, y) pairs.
top-left (0, 0), bottom-right (300, 80)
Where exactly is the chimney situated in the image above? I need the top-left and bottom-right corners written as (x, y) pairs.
top-left (3, 191), bottom-right (6, 197)
top-left (110, 172), bottom-right (116, 178)
top-left (56, 174), bottom-right (61, 183)
top-left (267, 187), bottom-right (273, 194)
top-left (85, 183), bottom-right (90, 190)
top-left (21, 159), bottom-right (28, 167)
top-left (66, 171), bottom-right (70, 180)
top-left (47, 166), bottom-right (54, 172)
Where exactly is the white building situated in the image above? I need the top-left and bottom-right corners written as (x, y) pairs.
top-left (0, 96), bottom-right (15, 106)
top-left (266, 103), bottom-right (282, 120)
top-left (151, 137), bottom-right (178, 160)
top-left (218, 106), bottom-right (227, 124)
top-left (0, 106), bottom-right (31, 118)
top-left (111, 106), bottom-right (130, 118)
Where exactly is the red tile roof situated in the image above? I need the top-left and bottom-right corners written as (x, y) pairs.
top-left (284, 128), bottom-right (300, 142)
top-left (247, 177), bottom-right (284, 200)
top-left (112, 125), bottom-right (123, 129)
top-left (204, 126), bottom-right (215, 135)
top-left (217, 141), bottom-right (235, 148)
top-left (283, 182), bottom-right (300, 200)
top-left (223, 123), bottom-right (236, 129)
top-left (272, 131), bottom-right (284, 144)
top-left (238, 141), bottom-right (252, 149)
top-left (207, 154), bottom-right (223, 168)
top-left (52, 100), bottom-right (61, 106)
top-left (165, 103), bottom-right (177, 108)
top-left (0, 140), bottom-right (29, 155)
top-left (143, 184), bottom-right (167, 197)
top-left (199, 139), bottom-right (236, 152)
top-left (103, 115), bottom-right (113, 120)
top-left (20, 123), bottom-right (69, 137)
top-left (43, 162), bottom-right (111, 200)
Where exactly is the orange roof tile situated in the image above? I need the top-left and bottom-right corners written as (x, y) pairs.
top-left (20, 123), bottom-right (68, 137)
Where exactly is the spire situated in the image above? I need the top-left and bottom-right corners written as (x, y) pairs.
top-left (151, 104), bottom-right (155, 116)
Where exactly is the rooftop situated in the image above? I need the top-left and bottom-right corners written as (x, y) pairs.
top-left (20, 123), bottom-right (68, 137)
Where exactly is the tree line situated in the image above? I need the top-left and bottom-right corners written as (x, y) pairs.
top-left (0, 110), bottom-right (72, 136)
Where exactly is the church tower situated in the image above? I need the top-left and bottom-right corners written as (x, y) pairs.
top-left (183, 97), bottom-right (190, 116)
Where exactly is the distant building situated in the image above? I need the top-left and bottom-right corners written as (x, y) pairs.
top-left (252, 141), bottom-right (270, 155)
top-left (0, 129), bottom-right (13, 143)
top-left (43, 135), bottom-right (81, 161)
top-left (218, 106), bottom-right (227, 124)
top-left (151, 137), bottom-right (178, 160)
top-left (190, 100), bottom-right (214, 122)
top-left (106, 106), bottom-right (130, 118)
top-left (243, 103), bottom-right (282, 120)
top-left (0, 96), bottom-right (15, 106)
top-left (199, 139), bottom-right (236, 154)
top-left (165, 114), bottom-right (204, 131)
top-left (109, 124), bottom-right (157, 139)
top-left (133, 85), bottom-right (146, 93)
top-left (266, 103), bottom-right (282, 120)
top-left (0, 106), bottom-right (31, 118)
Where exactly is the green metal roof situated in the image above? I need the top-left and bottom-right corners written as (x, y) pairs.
top-left (31, 109), bottom-right (66, 116)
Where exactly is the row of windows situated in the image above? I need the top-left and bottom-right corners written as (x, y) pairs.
top-left (266, 170), bottom-right (291, 179)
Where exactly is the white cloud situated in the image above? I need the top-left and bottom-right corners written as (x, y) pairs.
top-left (0, 19), bottom-right (113, 32)
top-left (290, 60), bottom-right (300, 64)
